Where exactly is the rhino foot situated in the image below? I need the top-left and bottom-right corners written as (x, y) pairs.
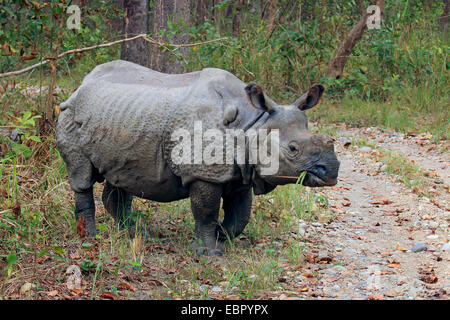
top-left (190, 241), bottom-right (224, 256)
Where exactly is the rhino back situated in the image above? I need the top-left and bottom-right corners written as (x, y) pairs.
top-left (57, 60), bottom-right (261, 195)
top-left (57, 61), bottom-right (202, 199)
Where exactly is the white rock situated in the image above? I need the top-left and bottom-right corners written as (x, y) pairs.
top-left (20, 282), bottom-right (34, 294)
top-left (360, 146), bottom-right (373, 153)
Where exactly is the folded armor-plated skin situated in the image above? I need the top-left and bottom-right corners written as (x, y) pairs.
top-left (56, 60), bottom-right (339, 255)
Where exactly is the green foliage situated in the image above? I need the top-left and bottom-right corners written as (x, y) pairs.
top-left (0, 0), bottom-right (448, 299)
top-left (0, 0), bottom-right (119, 76)
top-left (186, 1), bottom-right (448, 137)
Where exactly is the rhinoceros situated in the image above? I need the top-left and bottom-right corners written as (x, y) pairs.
top-left (56, 60), bottom-right (339, 255)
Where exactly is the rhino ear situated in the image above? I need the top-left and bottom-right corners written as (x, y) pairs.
top-left (294, 84), bottom-right (325, 111)
top-left (245, 84), bottom-right (275, 114)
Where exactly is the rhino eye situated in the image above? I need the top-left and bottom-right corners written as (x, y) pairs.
top-left (289, 145), bottom-right (298, 153)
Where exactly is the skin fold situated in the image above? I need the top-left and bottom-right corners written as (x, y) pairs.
top-left (56, 60), bottom-right (340, 255)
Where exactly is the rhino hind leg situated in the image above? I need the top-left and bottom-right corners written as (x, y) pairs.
top-left (189, 181), bottom-right (224, 256)
top-left (102, 181), bottom-right (134, 227)
top-left (63, 153), bottom-right (98, 237)
top-left (217, 188), bottom-right (252, 242)
top-left (75, 187), bottom-right (97, 237)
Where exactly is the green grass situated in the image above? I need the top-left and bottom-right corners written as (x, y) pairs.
top-left (0, 127), bottom-right (334, 299)
top-left (309, 93), bottom-right (449, 140)
top-left (351, 138), bottom-right (439, 198)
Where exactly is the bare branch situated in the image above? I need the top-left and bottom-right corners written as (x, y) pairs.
top-left (0, 34), bottom-right (228, 79)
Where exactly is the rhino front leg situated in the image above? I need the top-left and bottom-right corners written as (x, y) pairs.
top-left (75, 187), bottom-right (97, 237)
top-left (189, 181), bottom-right (223, 256)
top-left (102, 181), bottom-right (139, 236)
top-left (218, 188), bottom-right (252, 242)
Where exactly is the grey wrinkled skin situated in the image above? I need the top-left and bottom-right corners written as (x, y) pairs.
top-left (56, 60), bottom-right (340, 255)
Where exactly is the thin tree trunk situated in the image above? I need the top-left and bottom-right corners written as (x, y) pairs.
top-left (121, 0), bottom-right (149, 67)
top-left (439, 0), bottom-right (449, 32)
top-left (319, 0), bottom-right (326, 34)
top-left (327, 0), bottom-right (385, 79)
top-left (112, 0), bottom-right (123, 33)
top-left (232, 0), bottom-right (243, 36)
top-left (266, 0), bottom-right (278, 33)
top-left (42, 16), bottom-right (64, 133)
top-left (149, 0), bottom-right (190, 74)
top-left (358, 0), bottom-right (365, 15)
top-left (195, 0), bottom-right (208, 24)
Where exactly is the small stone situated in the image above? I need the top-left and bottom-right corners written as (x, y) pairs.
top-left (211, 286), bottom-right (222, 293)
top-left (411, 242), bottom-right (427, 252)
top-left (272, 241), bottom-right (282, 248)
top-left (335, 247), bottom-right (343, 252)
top-left (298, 227), bottom-right (306, 237)
top-left (428, 221), bottom-right (439, 229)
top-left (441, 243), bottom-right (450, 251)
top-left (426, 235), bottom-right (439, 240)
top-left (20, 282), bottom-right (34, 294)
top-left (375, 161), bottom-right (383, 169)
top-left (10, 128), bottom-right (22, 142)
top-left (312, 222), bottom-right (322, 227)
top-left (360, 146), bottom-right (372, 153)
top-left (339, 137), bottom-right (352, 147)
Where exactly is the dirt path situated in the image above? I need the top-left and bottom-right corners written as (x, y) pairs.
top-left (295, 126), bottom-right (449, 300)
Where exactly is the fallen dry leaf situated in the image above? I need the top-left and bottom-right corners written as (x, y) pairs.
top-left (370, 199), bottom-right (393, 205)
top-left (76, 216), bottom-right (86, 238)
top-left (100, 292), bottom-right (117, 300)
top-left (386, 291), bottom-right (404, 297)
top-left (0, 188), bottom-right (8, 198)
top-left (71, 288), bottom-right (84, 295)
top-left (12, 201), bottom-right (21, 217)
top-left (342, 202), bottom-right (351, 207)
top-left (420, 274), bottom-right (438, 284)
top-left (117, 282), bottom-right (137, 292)
top-left (148, 279), bottom-right (163, 286)
top-left (165, 267), bottom-right (177, 274)
top-left (46, 290), bottom-right (59, 297)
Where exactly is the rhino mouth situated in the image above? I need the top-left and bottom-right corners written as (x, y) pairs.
top-left (303, 172), bottom-right (337, 187)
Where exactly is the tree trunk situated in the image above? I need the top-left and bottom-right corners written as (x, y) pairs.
top-left (121, 0), bottom-right (149, 67)
top-left (195, 0), bottom-right (208, 24)
top-left (439, 0), bottom-right (449, 32)
top-left (149, 0), bottom-right (190, 74)
top-left (232, 0), bottom-right (243, 36)
top-left (112, 0), bottom-right (123, 33)
top-left (319, 0), bottom-right (326, 34)
top-left (265, 0), bottom-right (278, 33)
top-left (358, 0), bottom-right (365, 15)
top-left (327, 0), bottom-right (385, 79)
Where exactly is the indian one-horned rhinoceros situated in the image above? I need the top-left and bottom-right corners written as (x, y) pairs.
top-left (56, 60), bottom-right (340, 255)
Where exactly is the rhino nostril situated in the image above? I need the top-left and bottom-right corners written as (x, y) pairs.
top-left (314, 165), bottom-right (327, 177)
